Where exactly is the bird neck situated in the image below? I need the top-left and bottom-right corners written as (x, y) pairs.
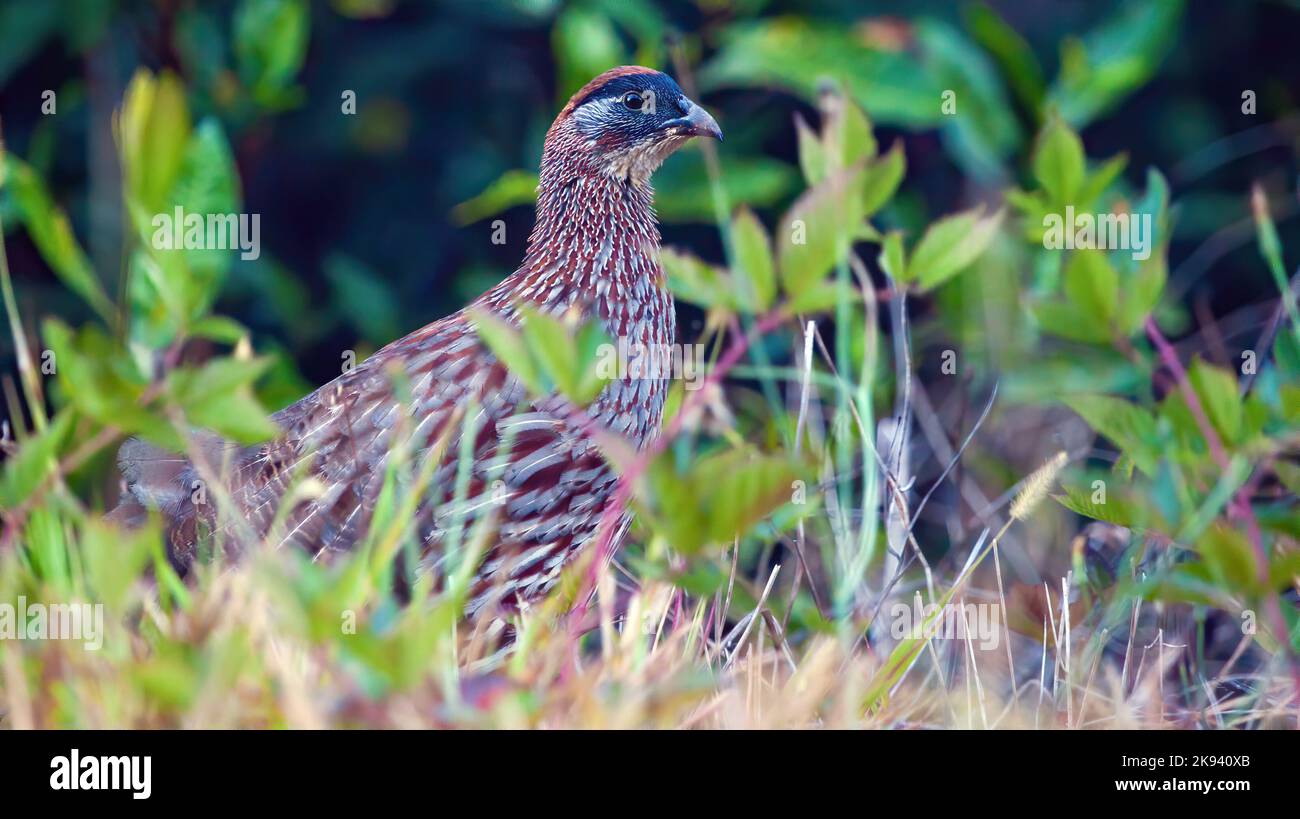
top-left (487, 136), bottom-right (664, 318)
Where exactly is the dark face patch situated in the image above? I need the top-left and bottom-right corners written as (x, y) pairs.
top-left (568, 71), bottom-right (693, 149)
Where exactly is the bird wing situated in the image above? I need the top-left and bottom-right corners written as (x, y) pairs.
top-left (114, 310), bottom-right (624, 609)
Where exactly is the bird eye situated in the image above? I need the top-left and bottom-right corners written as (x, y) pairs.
top-left (622, 92), bottom-right (644, 111)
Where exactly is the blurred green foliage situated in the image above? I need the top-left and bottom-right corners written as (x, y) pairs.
top-left (1, 0), bottom-right (1299, 727)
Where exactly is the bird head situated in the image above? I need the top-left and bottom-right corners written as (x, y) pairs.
top-left (546, 66), bottom-right (722, 186)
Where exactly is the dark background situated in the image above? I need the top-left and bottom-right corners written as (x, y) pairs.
top-left (1, 0), bottom-right (1297, 401)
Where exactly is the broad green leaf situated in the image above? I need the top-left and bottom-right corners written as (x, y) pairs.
top-left (1119, 252), bottom-right (1166, 334)
top-left (1046, 0), bottom-right (1186, 127)
top-left (795, 113), bottom-right (826, 186)
top-left (0, 410), bottom-right (73, 509)
top-left (1188, 358), bottom-right (1243, 445)
top-left (696, 450), bottom-right (805, 545)
top-left (169, 355), bottom-right (271, 407)
top-left (1076, 153), bottom-right (1129, 210)
top-left (169, 118), bottom-right (241, 293)
top-left (909, 206), bottom-right (1004, 291)
top-left (0, 156), bottom-right (113, 321)
top-left (730, 206), bottom-right (775, 312)
top-left (1032, 114), bottom-right (1085, 203)
top-left (826, 93), bottom-right (876, 169)
top-left (519, 306), bottom-right (578, 398)
top-left (859, 140), bottom-right (906, 218)
top-left (653, 153), bottom-right (800, 223)
top-left (635, 447), bottom-right (806, 554)
top-left (469, 309), bottom-right (543, 396)
top-left (118, 69), bottom-right (192, 213)
top-left (234, 0), bottom-right (309, 107)
top-left (1030, 301), bottom-right (1111, 344)
top-left (777, 161), bottom-right (867, 298)
top-left (169, 355), bottom-right (278, 443)
top-left (1054, 485), bottom-right (1143, 527)
top-left (787, 279), bottom-right (860, 315)
top-left (661, 246), bottom-right (735, 311)
top-left (41, 319), bottom-right (179, 448)
top-left (1064, 393), bottom-right (1160, 475)
top-left (1063, 249), bottom-right (1118, 324)
top-left (878, 230), bottom-right (905, 282)
top-left (572, 319), bottom-right (613, 405)
top-left (1196, 523), bottom-right (1259, 596)
top-left (964, 2), bottom-right (1046, 115)
top-left (914, 19), bottom-right (1022, 179)
top-left (451, 170), bottom-right (540, 225)
top-left (552, 6), bottom-right (624, 102)
top-left (700, 19), bottom-right (945, 128)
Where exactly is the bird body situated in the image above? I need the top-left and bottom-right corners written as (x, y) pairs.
top-left (111, 67), bottom-right (722, 616)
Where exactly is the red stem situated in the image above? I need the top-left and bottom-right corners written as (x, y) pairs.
top-left (1145, 316), bottom-right (1300, 704)
top-left (567, 309), bottom-right (788, 634)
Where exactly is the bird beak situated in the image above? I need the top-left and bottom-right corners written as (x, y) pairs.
top-left (666, 99), bottom-right (723, 141)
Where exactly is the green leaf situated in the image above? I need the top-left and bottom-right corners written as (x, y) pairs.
top-left (635, 447), bottom-right (806, 554)
top-left (826, 92), bottom-right (877, 169)
top-left (451, 170), bottom-right (540, 225)
top-left (325, 253), bottom-right (401, 342)
top-left (518, 306), bottom-right (577, 398)
top-left (469, 309), bottom-right (543, 396)
top-left (1064, 393), bottom-right (1160, 475)
top-left (0, 410), bottom-right (73, 509)
top-left (1276, 461), bottom-right (1300, 497)
top-left (908, 206), bottom-right (1004, 291)
top-left (1053, 485), bottom-right (1143, 528)
top-left (552, 6), bottom-right (624, 103)
top-left (1030, 301), bottom-right (1112, 344)
top-left (0, 155), bottom-right (114, 321)
top-left (696, 451), bottom-right (805, 545)
top-left (653, 153), bottom-right (800, 223)
top-left (964, 2), bottom-right (1046, 116)
top-left (190, 316), bottom-right (250, 345)
top-left (1196, 523), bottom-right (1259, 596)
top-left (1076, 153), bottom-right (1129, 210)
top-left (169, 118), bottom-right (241, 293)
top-left (1187, 358), bottom-right (1243, 445)
top-left (777, 161), bottom-right (868, 298)
top-left (1046, 0), bottom-right (1186, 127)
top-left (82, 516), bottom-right (161, 611)
top-left (730, 207), bottom-right (775, 312)
top-left (169, 355), bottom-right (278, 443)
top-left (795, 113), bottom-right (826, 186)
top-left (699, 19), bottom-right (945, 128)
top-left (234, 0), bottom-right (310, 107)
top-left (859, 140), bottom-right (906, 218)
top-left (1063, 249), bottom-right (1118, 325)
top-left (169, 355), bottom-right (270, 406)
top-left (788, 279), bottom-right (860, 315)
top-left (118, 69), bottom-right (192, 213)
top-left (914, 19), bottom-right (1022, 179)
top-left (661, 246), bottom-right (735, 311)
top-left (878, 230), bottom-right (905, 282)
top-left (42, 319), bottom-right (179, 448)
top-left (1119, 252), bottom-right (1166, 335)
top-left (1032, 114), bottom-right (1085, 203)
top-left (572, 319), bottom-right (613, 405)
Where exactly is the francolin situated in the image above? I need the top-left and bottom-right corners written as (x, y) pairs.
top-left (110, 67), bottom-right (723, 617)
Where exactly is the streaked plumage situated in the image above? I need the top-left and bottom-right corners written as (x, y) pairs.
top-left (110, 67), bottom-right (722, 616)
